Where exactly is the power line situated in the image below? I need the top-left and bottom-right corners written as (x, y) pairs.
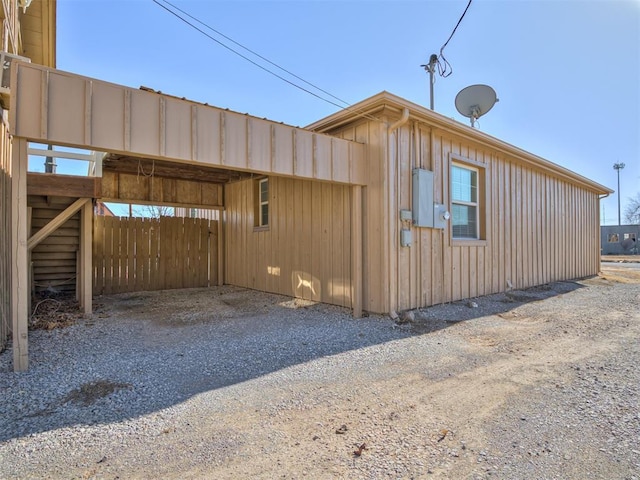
top-left (156, 0), bottom-right (352, 109)
top-left (151, 0), bottom-right (381, 123)
top-left (436, 0), bottom-right (474, 78)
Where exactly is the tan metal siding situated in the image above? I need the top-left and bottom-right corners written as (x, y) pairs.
top-left (11, 63), bottom-right (366, 186)
top-left (224, 177), bottom-right (353, 308)
top-left (333, 118), bottom-right (601, 314)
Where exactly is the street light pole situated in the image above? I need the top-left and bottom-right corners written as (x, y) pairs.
top-left (613, 162), bottom-right (625, 225)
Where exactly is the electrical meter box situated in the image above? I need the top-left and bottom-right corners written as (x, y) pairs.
top-left (412, 169), bottom-right (434, 227)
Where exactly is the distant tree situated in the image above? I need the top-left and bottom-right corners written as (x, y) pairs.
top-left (624, 193), bottom-right (640, 224)
top-left (132, 204), bottom-right (174, 218)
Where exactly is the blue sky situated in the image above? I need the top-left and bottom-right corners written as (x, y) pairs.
top-left (56, 0), bottom-right (639, 224)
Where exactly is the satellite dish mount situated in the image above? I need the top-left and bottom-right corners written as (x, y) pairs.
top-left (455, 84), bottom-right (498, 128)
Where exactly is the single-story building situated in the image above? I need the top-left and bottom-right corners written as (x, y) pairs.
top-left (601, 225), bottom-right (639, 255)
top-left (0, 0), bottom-right (613, 371)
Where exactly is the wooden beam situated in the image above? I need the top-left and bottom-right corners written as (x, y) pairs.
top-left (79, 201), bottom-right (92, 314)
top-left (217, 213), bottom-right (224, 287)
top-left (351, 185), bottom-right (363, 318)
top-left (11, 138), bottom-right (29, 372)
top-left (102, 155), bottom-right (250, 183)
top-left (28, 198), bottom-right (90, 251)
top-left (27, 173), bottom-right (101, 198)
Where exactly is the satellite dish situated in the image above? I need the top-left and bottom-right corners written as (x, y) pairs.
top-left (455, 84), bottom-right (499, 128)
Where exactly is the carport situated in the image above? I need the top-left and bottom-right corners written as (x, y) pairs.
top-left (8, 62), bottom-right (367, 371)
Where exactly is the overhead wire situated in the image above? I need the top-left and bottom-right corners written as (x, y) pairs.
top-left (434, 0), bottom-right (473, 78)
top-left (151, 0), bottom-right (381, 123)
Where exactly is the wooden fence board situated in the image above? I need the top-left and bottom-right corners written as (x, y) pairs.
top-left (93, 215), bottom-right (217, 294)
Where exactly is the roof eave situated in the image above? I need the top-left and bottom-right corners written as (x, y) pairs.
top-left (307, 91), bottom-right (613, 196)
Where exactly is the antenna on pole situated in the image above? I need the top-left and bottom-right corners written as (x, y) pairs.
top-left (421, 54), bottom-right (438, 110)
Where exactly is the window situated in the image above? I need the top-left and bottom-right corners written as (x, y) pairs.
top-left (623, 233), bottom-right (636, 241)
top-left (255, 178), bottom-right (269, 228)
top-left (608, 233), bottom-right (619, 243)
top-left (451, 163), bottom-right (479, 239)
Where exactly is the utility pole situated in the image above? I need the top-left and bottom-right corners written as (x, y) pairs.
top-left (613, 162), bottom-right (625, 225)
top-left (421, 54), bottom-right (438, 110)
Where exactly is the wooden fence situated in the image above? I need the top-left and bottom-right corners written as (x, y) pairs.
top-left (93, 216), bottom-right (218, 295)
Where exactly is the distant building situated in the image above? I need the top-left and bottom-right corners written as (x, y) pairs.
top-left (601, 225), bottom-right (639, 255)
top-left (95, 202), bottom-right (115, 217)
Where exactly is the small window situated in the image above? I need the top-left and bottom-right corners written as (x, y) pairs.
top-left (451, 164), bottom-right (479, 239)
top-left (623, 233), bottom-right (636, 241)
top-left (608, 233), bottom-right (619, 243)
top-left (255, 178), bottom-right (269, 228)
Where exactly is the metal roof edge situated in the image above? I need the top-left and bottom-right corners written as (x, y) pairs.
top-left (307, 91), bottom-right (613, 195)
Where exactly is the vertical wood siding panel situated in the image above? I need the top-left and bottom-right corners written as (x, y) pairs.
top-left (286, 178), bottom-right (295, 295)
top-left (432, 133), bottom-right (443, 305)
top-left (490, 157), bottom-right (499, 294)
top-left (301, 180), bottom-right (313, 300)
top-left (559, 181), bottom-right (565, 281)
top-left (569, 184), bottom-right (575, 278)
top-left (343, 185), bottom-right (352, 307)
top-left (398, 126), bottom-right (411, 310)
top-left (334, 184), bottom-right (347, 307)
top-left (510, 162), bottom-right (517, 288)
top-left (504, 159), bottom-right (513, 291)
top-left (310, 182), bottom-right (322, 301)
top-left (551, 180), bottom-right (558, 282)
top-left (550, 175), bottom-right (557, 282)
top-left (469, 246), bottom-right (477, 299)
top-left (248, 118), bottom-right (272, 173)
top-left (536, 174), bottom-right (543, 283)
top-left (421, 229), bottom-right (432, 306)
top-left (442, 138), bottom-right (452, 302)
top-left (481, 153), bottom-right (490, 295)
top-left (515, 165), bottom-right (523, 288)
top-left (272, 125), bottom-right (294, 175)
top-left (292, 179), bottom-right (303, 296)
top-left (521, 168), bottom-right (529, 287)
top-left (229, 181), bottom-right (238, 286)
top-left (528, 168), bottom-right (535, 286)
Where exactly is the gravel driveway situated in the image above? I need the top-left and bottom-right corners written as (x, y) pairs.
top-left (1, 264), bottom-right (639, 479)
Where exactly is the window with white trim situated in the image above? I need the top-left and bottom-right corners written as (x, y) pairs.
top-left (256, 178), bottom-right (269, 227)
top-left (451, 163), bottom-right (479, 239)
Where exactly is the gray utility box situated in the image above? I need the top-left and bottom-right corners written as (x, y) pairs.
top-left (412, 168), bottom-right (448, 229)
top-left (412, 169), bottom-right (434, 227)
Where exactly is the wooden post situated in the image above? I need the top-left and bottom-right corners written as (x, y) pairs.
top-left (217, 212), bottom-right (224, 286)
top-left (27, 207), bottom-right (33, 308)
top-left (79, 200), bottom-right (93, 314)
top-left (351, 185), bottom-right (363, 318)
top-left (11, 138), bottom-right (28, 372)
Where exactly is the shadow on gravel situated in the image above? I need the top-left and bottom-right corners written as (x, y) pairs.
top-left (0, 280), bottom-right (585, 442)
top-left (409, 280), bottom-right (585, 334)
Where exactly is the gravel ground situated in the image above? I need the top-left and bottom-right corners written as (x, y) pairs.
top-left (0, 265), bottom-right (639, 479)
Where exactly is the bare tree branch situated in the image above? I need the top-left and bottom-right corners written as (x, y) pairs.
top-left (132, 205), bottom-right (174, 218)
top-left (624, 192), bottom-right (640, 224)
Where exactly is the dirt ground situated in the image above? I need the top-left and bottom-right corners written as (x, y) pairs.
top-left (166, 265), bottom-right (640, 479)
top-left (2, 261), bottom-right (639, 479)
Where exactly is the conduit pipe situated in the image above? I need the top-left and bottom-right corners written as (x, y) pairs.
top-left (386, 108), bottom-right (410, 317)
